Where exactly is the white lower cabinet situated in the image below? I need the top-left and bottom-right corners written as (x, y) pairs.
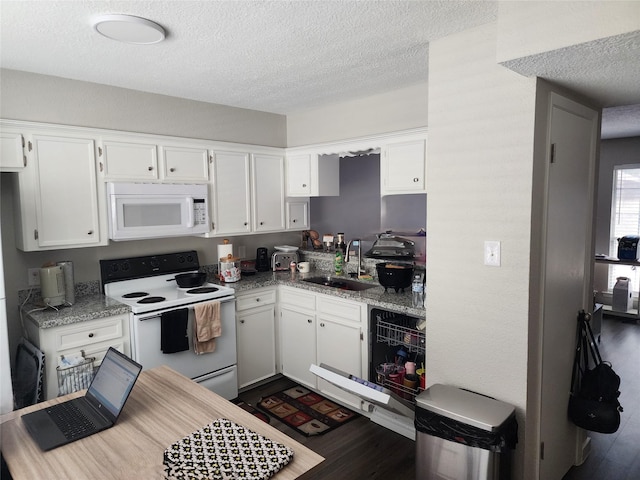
top-left (236, 288), bottom-right (277, 389)
top-left (280, 306), bottom-right (317, 387)
top-left (24, 314), bottom-right (130, 400)
top-left (279, 286), bottom-right (364, 410)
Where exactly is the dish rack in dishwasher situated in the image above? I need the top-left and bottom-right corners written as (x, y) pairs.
top-left (374, 314), bottom-right (426, 402)
top-left (376, 319), bottom-right (425, 356)
top-left (56, 351), bottom-right (96, 396)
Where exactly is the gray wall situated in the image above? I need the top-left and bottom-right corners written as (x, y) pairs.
top-left (0, 69), bottom-right (287, 147)
top-left (310, 153), bottom-right (426, 257)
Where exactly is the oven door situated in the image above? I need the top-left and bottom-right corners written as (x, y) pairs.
top-left (131, 298), bottom-right (236, 380)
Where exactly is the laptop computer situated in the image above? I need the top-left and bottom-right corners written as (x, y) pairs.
top-left (22, 347), bottom-right (142, 451)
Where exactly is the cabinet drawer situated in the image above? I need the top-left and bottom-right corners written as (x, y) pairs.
top-left (279, 287), bottom-right (316, 311)
top-left (236, 289), bottom-right (276, 311)
top-left (55, 317), bottom-right (124, 352)
top-left (317, 295), bottom-right (362, 322)
top-left (61, 341), bottom-right (126, 367)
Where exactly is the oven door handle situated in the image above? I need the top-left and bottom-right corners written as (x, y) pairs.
top-left (136, 297), bottom-right (235, 321)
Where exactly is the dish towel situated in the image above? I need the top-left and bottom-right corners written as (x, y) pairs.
top-left (163, 418), bottom-right (294, 480)
top-left (193, 301), bottom-right (221, 354)
top-left (161, 309), bottom-right (190, 354)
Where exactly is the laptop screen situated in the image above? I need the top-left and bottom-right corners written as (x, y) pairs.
top-left (86, 348), bottom-right (142, 420)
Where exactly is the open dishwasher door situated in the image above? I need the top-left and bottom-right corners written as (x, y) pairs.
top-left (310, 363), bottom-right (416, 439)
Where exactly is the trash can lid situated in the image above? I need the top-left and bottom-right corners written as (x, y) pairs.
top-left (415, 384), bottom-right (515, 432)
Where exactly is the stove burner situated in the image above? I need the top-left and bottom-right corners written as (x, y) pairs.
top-left (123, 292), bottom-right (149, 298)
top-left (137, 296), bottom-right (166, 304)
top-left (186, 287), bottom-right (219, 294)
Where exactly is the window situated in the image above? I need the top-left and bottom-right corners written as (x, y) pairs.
top-left (608, 165), bottom-right (640, 291)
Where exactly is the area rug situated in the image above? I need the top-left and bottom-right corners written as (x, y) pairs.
top-left (231, 399), bottom-right (271, 424)
top-left (257, 385), bottom-right (358, 436)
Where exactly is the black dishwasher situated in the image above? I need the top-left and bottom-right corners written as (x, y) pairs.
top-left (369, 308), bottom-right (425, 402)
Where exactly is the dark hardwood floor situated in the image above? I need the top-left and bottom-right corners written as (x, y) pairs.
top-left (239, 316), bottom-right (639, 479)
top-left (238, 377), bottom-right (416, 479)
top-left (562, 316), bottom-right (640, 480)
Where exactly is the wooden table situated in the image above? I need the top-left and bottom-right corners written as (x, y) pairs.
top-left (1, 365), bottom-right (324, 479)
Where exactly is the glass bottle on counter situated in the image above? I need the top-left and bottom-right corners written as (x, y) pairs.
top-left (412, 272), bottom-right (424, 307)
top-left (335, 233), bottom-right (347, 255)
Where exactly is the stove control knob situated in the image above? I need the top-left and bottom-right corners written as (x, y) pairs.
top-left (150, 258), bottom-right (160, 269)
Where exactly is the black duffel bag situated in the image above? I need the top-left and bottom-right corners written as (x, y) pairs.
top-left (568, 310), bottom-right (623, 434)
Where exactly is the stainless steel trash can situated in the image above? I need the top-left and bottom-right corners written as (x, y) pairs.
top-left (415, 384), bottom-right (517, 480)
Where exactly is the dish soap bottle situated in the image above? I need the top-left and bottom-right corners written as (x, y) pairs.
top-left (335, 250), bottom-right (344, 274)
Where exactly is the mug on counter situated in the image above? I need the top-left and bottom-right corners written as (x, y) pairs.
top-left (297, 262), bottom-right (310, 273)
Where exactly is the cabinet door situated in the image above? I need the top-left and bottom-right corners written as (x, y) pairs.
top-left (381, 139), bottom-right (426, 195)
top-left (211, 151), bottom-right (252, 235)
top-left (160, 144), bottom-right (209, 182)
top-left (0, 131), bottom-right (25, 171)
top-left (286, 154), bottom-right (312, 196)
top-left (280, 307), bottom-right (316, 388)
top-left (30, 134), bottom-right (101, 249)
top-left (316, 316), bottom-right (362, 409)
top-left (237, 304), bottom-right (276, 389)
top-left (286, 200), bottom-right (309, 230)
top-left (251, 153), bottom-right (285, 232)
top-left (99, 138), bottom-right (158, 181)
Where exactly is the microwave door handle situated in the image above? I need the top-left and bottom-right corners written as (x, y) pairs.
top-left (186, 197), bottom-right (194, 227)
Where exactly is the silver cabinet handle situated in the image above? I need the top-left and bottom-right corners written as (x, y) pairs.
top-left (320, 322), bottom-right (325, 327)
top-left (170, 167), bottom-right (176, 172)
top-left (307, 319), bottom-right (312, 324)
top-left (413, 177), bottom-right (419, 182)
top-left (240, 319), bottom-right (245, 324)
top-left (148, 166), bottom-right (153, 171)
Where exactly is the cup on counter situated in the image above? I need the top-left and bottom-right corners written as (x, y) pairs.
top-left (297, 262), bottom-right (310, 273)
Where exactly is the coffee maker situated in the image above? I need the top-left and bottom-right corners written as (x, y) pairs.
top-left (256, 247), bottom-right (270, 272)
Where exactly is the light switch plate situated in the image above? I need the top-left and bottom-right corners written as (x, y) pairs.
top-left (484, 241), bottom-right (501, 266)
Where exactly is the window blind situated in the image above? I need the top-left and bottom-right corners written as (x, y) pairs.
top-left (608, 165), bottom-right (640, 291)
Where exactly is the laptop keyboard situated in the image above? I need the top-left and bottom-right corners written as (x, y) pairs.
top-left (46, 402), bottom-right (97, 440)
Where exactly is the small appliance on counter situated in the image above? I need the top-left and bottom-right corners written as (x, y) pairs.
top-left (366, 233), bottom-right (416, 260)
top-left (272, 246), bottom-right (299, 271)
top-left (256, 247), bottom-right (270, 272)
top-left (617, 235), bottom-right (640, 260)
top-left (40, 265), bottom-right (66, 307)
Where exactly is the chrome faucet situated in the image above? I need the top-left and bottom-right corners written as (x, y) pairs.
top-left (345, 239), bottom-right (364, 278)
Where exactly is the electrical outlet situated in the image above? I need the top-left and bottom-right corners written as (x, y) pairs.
top-left (484, 241), bottom-right (501, 266)
top-left (28, 268), bottom-right (40, 286)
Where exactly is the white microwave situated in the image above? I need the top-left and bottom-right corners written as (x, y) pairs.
top-left (107, 182), bottom-right (210, 241)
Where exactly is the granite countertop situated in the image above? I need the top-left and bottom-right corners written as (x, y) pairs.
top-left (22, 262), bottom-right (424, 329)
top-left (21, 293), bottom-right (131, 329)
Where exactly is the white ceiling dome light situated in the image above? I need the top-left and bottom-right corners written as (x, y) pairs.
top-left (92, 14), bottom-right (166, 44)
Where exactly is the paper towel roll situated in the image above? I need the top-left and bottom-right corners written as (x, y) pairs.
top-left (217, 243), bottom-right (233, 261)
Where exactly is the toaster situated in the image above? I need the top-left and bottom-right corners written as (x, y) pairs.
top-left (272, 251), bottom-right (299, 271)
top-left (617, 235), bottom-right (640, 260)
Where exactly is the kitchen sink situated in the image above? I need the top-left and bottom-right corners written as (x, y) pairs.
top-left (302, 276), bottom-right (376, 291)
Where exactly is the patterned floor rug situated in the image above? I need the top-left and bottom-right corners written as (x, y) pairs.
top-left (257, 384), bottom-right (358, 436)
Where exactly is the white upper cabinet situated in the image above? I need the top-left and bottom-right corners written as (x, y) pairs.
top-left (99, 138), bottom-right (159, 181)
top-left (98, 138), bottom-right (209, 183)
top-left (210, 151), bottom-right (252, 235)
top-left (251, 153), bottom-right (286, 232)
top-left (286, 200), bottom-right (309, 230)
top-left (14, 132), bottom-right (105, 251)
top-left (160, 144), bottom-right (209, 182)
top-left (381, 137), bottom-right (427, 195)
top-left (285, 153), bottom-right (340, 197)
top-left (0, 130), bottom-right (26, 171)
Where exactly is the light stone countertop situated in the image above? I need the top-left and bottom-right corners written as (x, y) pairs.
top-left (21, 261), bottom-right (424, 329)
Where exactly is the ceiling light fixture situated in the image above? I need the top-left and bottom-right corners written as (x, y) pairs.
top-left (92, 14), bottom-right (166, 44)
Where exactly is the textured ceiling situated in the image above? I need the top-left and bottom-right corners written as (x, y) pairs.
top-left (0, 1), bottom-right (638, 137)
